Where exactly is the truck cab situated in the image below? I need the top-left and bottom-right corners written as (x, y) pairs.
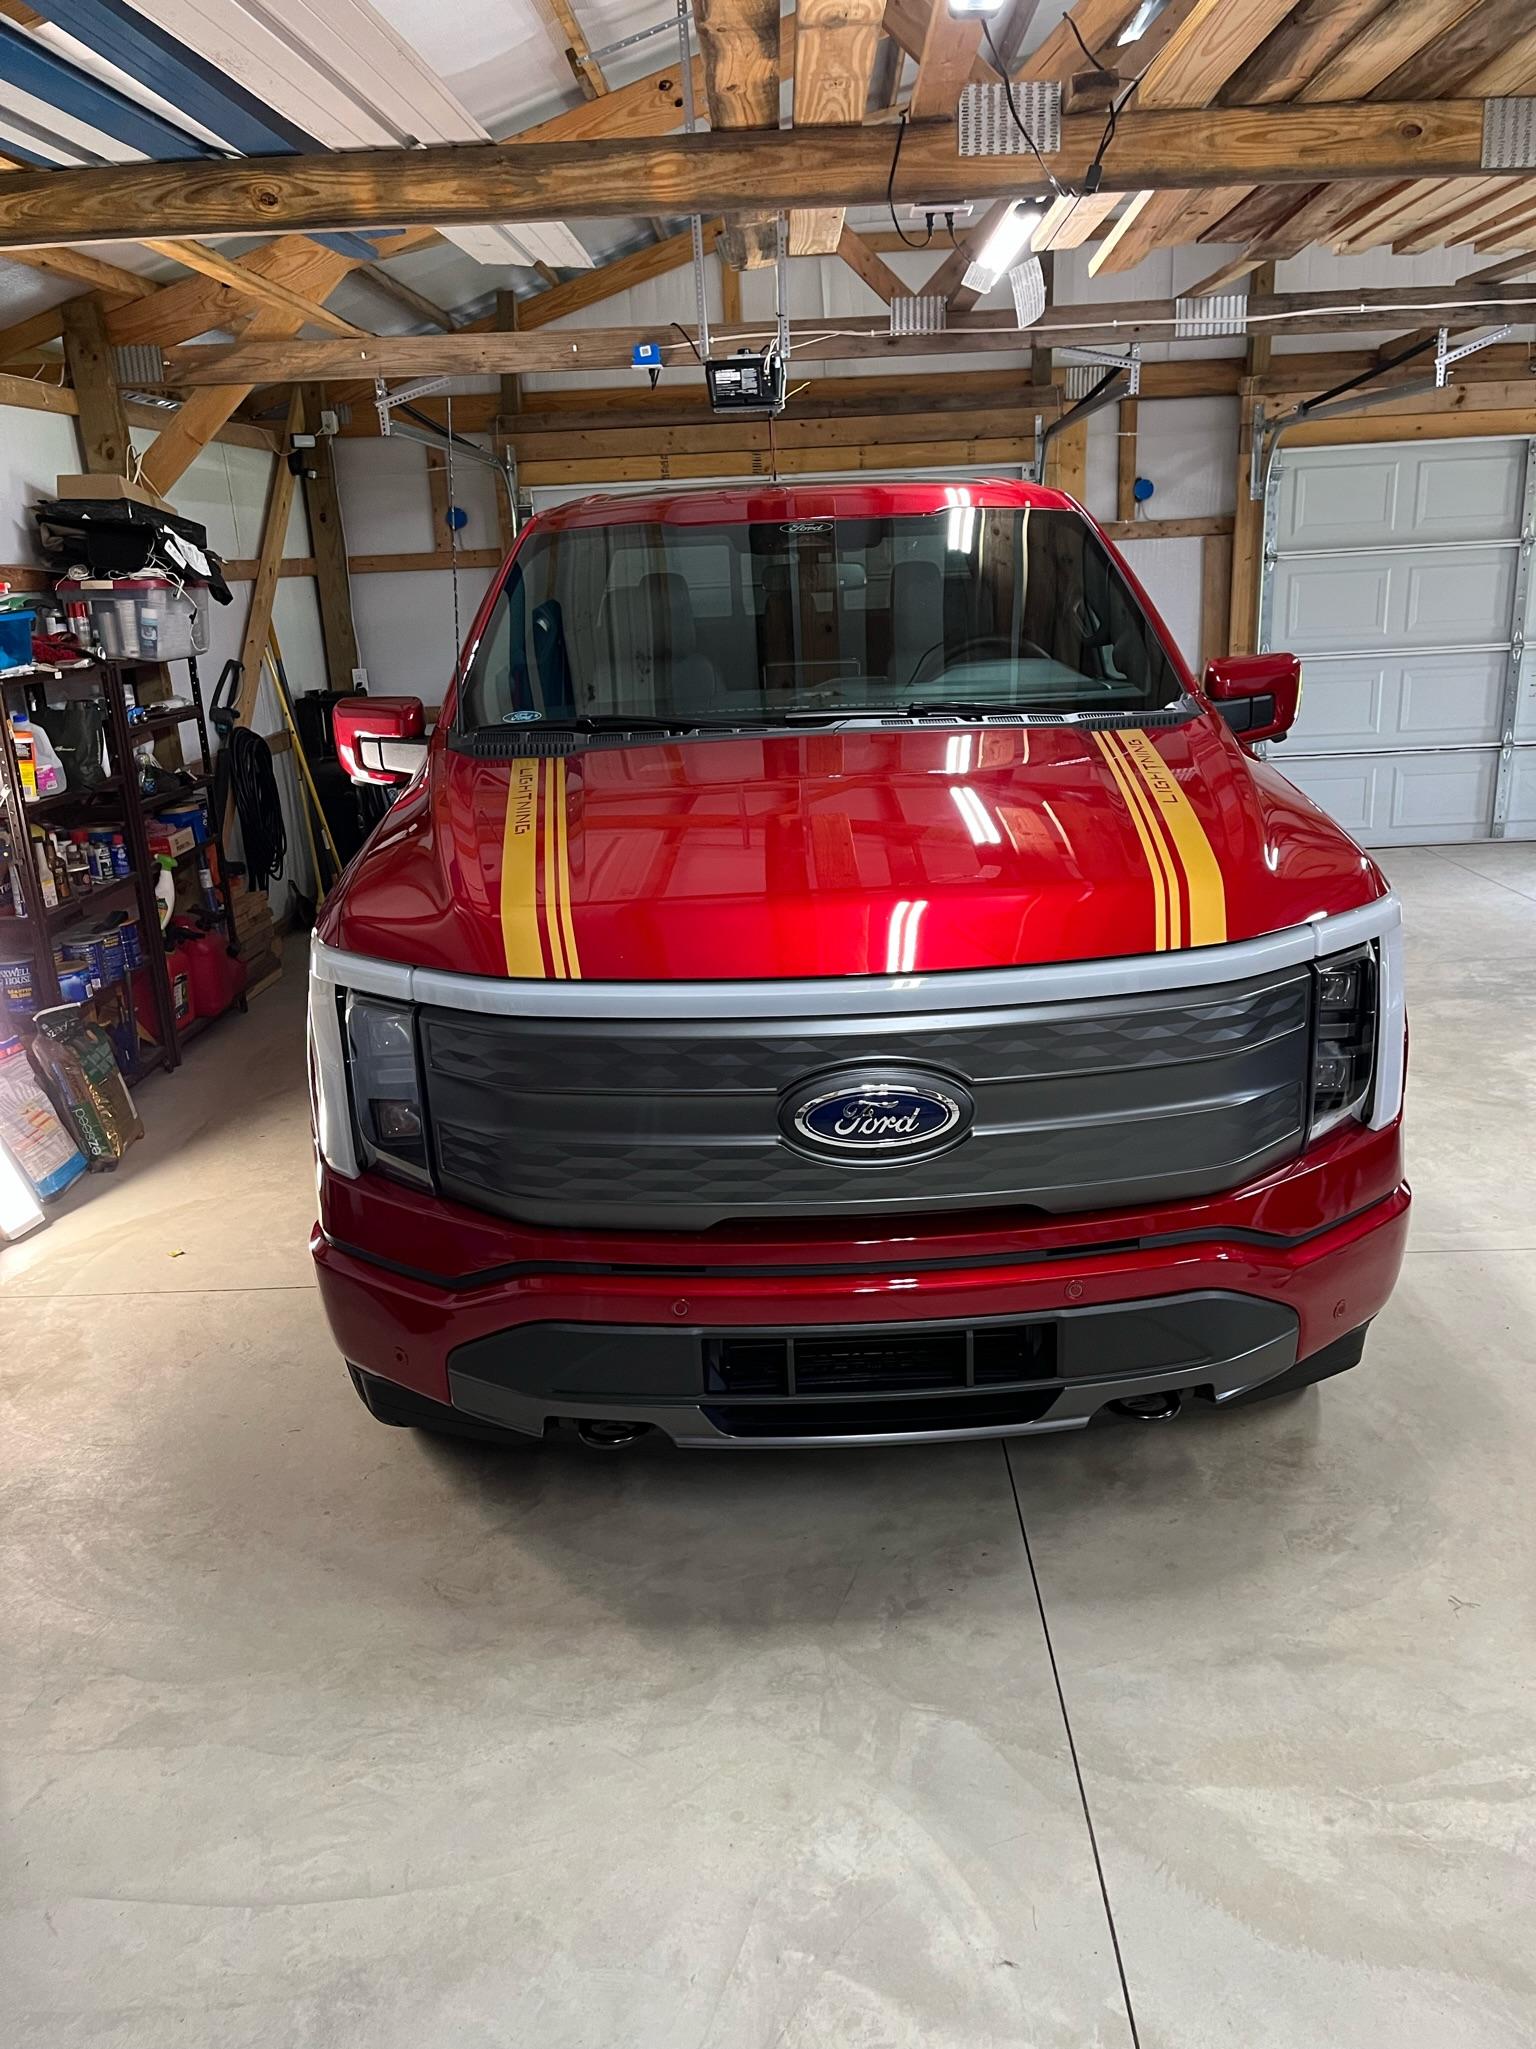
top-left (309, 481), bottom-right (1408, 1449)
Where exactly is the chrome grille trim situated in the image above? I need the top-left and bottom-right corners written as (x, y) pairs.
top-left (312, 895), bottom-right (1399, 1021)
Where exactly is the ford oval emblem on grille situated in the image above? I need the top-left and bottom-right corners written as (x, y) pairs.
top-left (780, 1068), bottom-right (974, 1163)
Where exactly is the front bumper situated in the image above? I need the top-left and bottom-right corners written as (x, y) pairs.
top-left (313, 1118), bottom-right (1410, 1448)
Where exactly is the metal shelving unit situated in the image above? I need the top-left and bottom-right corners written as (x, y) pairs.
top-left (0, 649), bottom-right (241, 1079)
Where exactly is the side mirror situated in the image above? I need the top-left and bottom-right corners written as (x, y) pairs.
top-left (1203, 653), bottom-right (1302, 745)
top-left (333, 696), bottom-right (427, 786)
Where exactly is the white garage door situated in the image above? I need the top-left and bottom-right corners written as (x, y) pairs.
top-left (1260, 436), bottom-right (1536, 844)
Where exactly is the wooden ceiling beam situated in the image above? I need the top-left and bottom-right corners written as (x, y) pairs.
top-left (0, 103), bottom-right (1496, 249)
top-left (159, 280), bottom-right (1536, 384)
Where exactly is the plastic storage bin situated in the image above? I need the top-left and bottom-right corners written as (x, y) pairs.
top-left (0, 610), bottom-right (35, 672)
top-left (58, 578), bottom-right (210, 662)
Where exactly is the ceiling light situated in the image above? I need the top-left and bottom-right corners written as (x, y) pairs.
top-left (962, 203), bottom-right (1042, 296)
top-left (947, 0), bottom-right (1009, 15)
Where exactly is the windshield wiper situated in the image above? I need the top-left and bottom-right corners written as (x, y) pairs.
top-left (902, 701), bottom-right (1023, 720)
top-left (491, 715), bottom-right (708, 734)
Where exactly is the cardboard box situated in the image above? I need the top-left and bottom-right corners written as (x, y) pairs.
top-left (147, 824), bottom-right (196, 860)
top-left (54, 473), bottom-right (176, 514)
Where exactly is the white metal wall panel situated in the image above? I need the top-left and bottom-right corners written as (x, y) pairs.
top-left (1261, 436), bottom-right (1535, 845)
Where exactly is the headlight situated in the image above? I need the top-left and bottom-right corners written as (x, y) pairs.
top-left (1309, 942), bottom-right (1377, 1137)
top-left (345, 993), bottom-right (430, 1184)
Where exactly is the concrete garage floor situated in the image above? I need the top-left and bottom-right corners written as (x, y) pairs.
top-left (3, 843), bottom-right (1535, 2049)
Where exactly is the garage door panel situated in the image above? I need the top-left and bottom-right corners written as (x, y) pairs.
top-left (1515, 661), bottom-right (1536, 742)
top-left (1273, 758), bottom-right (1380, 837)
top-left (1387, 754), bottom-right (1498, 837)
top-left (1288, 659), bottom-right (1388, 748)
top-left (1265, 437), bottom-right (1532, 845)
top-left (1277, 559), bottom-right (1392, 650)
top-left (1277, 439), bottom-right (1526, 548)
top-left (1407, 446), bottom-right (1529, 540)
top-left (1280, 754), bottom-right (1498, 845)
top-left (1403, 551), bottom-right (1517, 645)
top-left (1290, 653), bottom-right (1506, 751)
top-left (1284, 457), bottom-right (1398, 545)
top-left (1275, 550), bottom-right (1515, 655)
top-left (1503, 752), bottom-right (1536, 838)
top-left (1397, 656), bottom-right (1506, 744)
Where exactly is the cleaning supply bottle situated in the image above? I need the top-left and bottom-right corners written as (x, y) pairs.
top-left (153, 854), bottom-right (176, 931)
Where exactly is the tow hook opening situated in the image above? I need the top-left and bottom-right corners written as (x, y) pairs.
top-left (1110, 1390), bottom-right (1183, 1424)
top-left (576, 1419), bottom-right (652, 1450)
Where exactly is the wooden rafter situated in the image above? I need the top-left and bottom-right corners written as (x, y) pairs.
top-left (5, 246), bottom-right (158, 299)
top-left (1086, 0), bottom-right (1299, 278)
top-left (139, 240), bottom-right (364, 337)
top-left (788, 0), bottom-right (884, 257)
top-left (139, 244), bottom-right (353, 495)
top-left (1187, 0), bottom-right (1536, 274)
top-left (938, 0), bottom-right (1147, 313)
top-left (834, 223), bottom-right (909, 304)
top-left (695, 0), bottom-right (782, 269)
top-left (908, 0), bottom-right (983, 118)
top-left (1218, 0), bottom-right (1388, 105)
top-left (61, 294), bottom-right (132, 475)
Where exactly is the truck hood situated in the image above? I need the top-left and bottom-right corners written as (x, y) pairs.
top-left (319, 718), bottom-right (1385, 981)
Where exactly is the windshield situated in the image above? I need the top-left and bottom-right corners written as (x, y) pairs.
top-left (456, 508), bottom-right (1185, 730)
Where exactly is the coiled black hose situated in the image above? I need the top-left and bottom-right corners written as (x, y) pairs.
top-left (214, 725), bottom-right (286, 892)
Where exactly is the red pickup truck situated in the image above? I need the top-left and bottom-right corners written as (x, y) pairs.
top-left (309, 481), bottom-right (1408, 1450)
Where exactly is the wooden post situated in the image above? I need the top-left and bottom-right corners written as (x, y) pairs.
top-left (719, 255), bottom-right (742, 326)
top-left (235, 391), bottom-right (304, 730)
top-left (1200, 532), bottom-right (1234, 668)
top-left (299, 383), bottom-right (360, 692)
top-left (1116, 397), bottom-right (1139, 523)
top-left (1227, 261), bottom-right (1274, 654)
top-left (60, 294), bottom-right (133, 476)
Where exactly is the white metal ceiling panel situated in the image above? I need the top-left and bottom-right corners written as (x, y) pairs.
top-left (120, 0), bottom-right (593, 268)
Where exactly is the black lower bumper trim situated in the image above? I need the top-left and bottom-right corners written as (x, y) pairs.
top-left (702, 1389), bottom-right (1062, 1438)
top-left (444, 1290), bottom-right (1305, 1447)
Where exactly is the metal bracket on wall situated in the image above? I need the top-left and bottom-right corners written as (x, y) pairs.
top-left (677, 0), bottom-right (711, 364)
top-left (374, 375), bottom-right (448, 437)
top-left (1028, 346), bottom-right (1139, 484)
top-left (1248, 333), bottom-right (1446, 499)
top-left (1435, 322), bottom-right (1511, 386)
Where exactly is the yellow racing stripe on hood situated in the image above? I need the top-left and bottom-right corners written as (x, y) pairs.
top-left (500, 756), bottom-right (546, 977)
top-left (551, 758), bottom-right (582, 979)
top-left (1116, 728), bottom-right (1228, 947)
top-left (1092, 730), bottom-right (1171, 950)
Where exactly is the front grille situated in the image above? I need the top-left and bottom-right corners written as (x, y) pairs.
top-left (705, 1322), bottom-right (1058, 1397)
top-left (421, 963), bottom-right (1312, 1230)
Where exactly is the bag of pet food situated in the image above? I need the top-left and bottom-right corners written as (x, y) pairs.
top-left (29, 1003), bottom-right (143, 1165)
top-left (0, 1032), bottom-right (86, 1198)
